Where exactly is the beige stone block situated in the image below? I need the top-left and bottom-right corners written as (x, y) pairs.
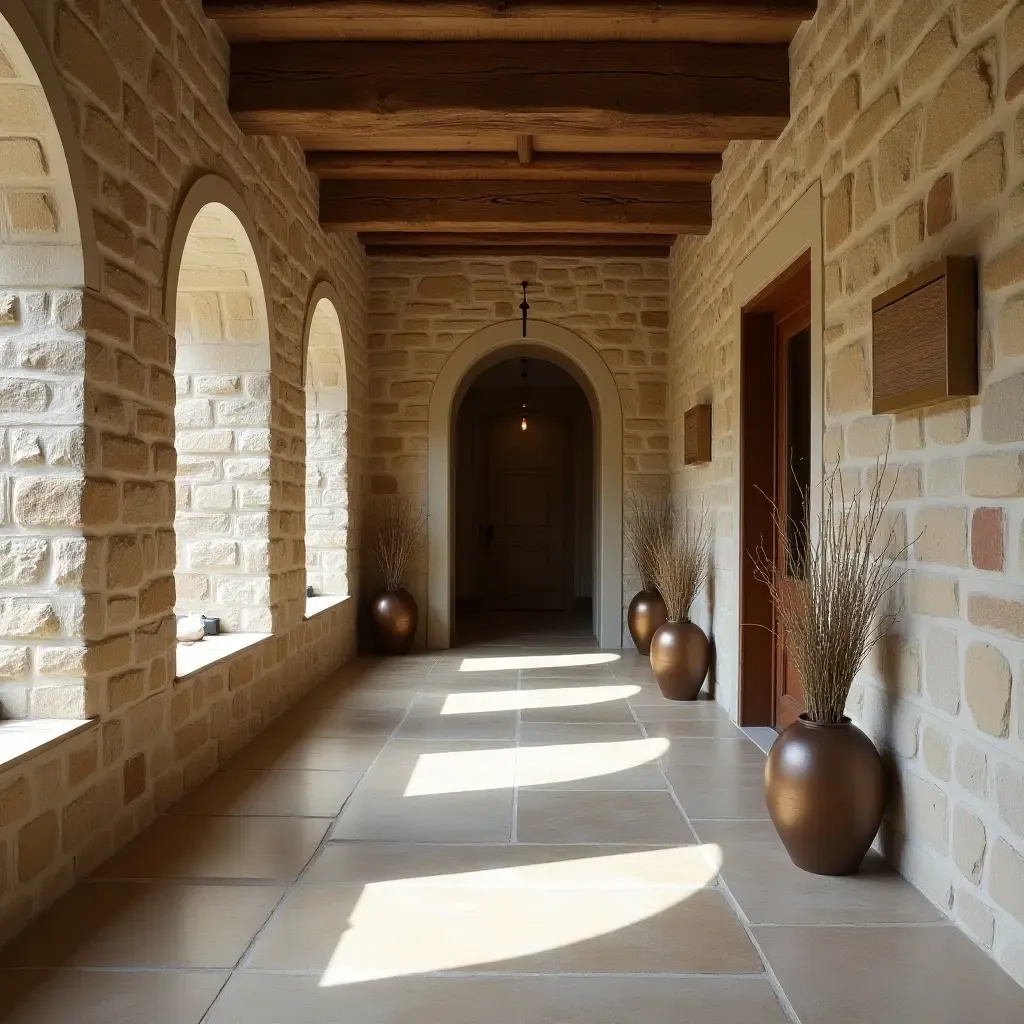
top-left (984, 240), bottom-right (1024, 292)
top-left (902, 16), bottom-right (956, 98)
top-left (894, 202), bottom-right (923, 256)
top-left (925, 625), bottom-right (961, 714)
top-left (0, 774), bottom-right (31, 829)
top-left (926, 457), bottom-right (963, 497)
top-left (967, 592), bottom-right (1024, 638)
top-left (990, 837), bottom-right (1024, 925)
top-left (67, 737), bottom-right (97, 787)
top-left (997, 762), bottom-right (1024, 840)
top-left (878, 109), bottom-right (921, 204)
top-left (982, 373), bottom-right (1024, 442)
top-left (961, 0), bottom-right (1013, 33)
top-left (913, 507), bottom-right (967, 566)
top-left (956, 741), bottom-right (988, 798)
top-left (846, 416), bottom-right (890, 457)
top-left (922, 45), bottom-right (996, 169)
top-left (845, 87), bottom-right (899, 160)
top-left (16, 810), bottom-right (58, 883)
top-left (922, 723), bottom-right (951, 781)
top-left (925, 399), bottom-right (970, 444)
top-left (0, 598), bottom-right (60, 638)
top-left (966, 453), bottom-right (1024, 497)
top-left (952, 803), bottom-right (987, 885)
top-left (0, 538), bottom-right (47, 586)
top-left (825, 341), bottom-right (870, 415)
top-left (959, 134), bottom-right (1005, 212)
top-left (893, 410), bottom-right (924, 450)
top-left (842, 226), bottom-right (891, 295)
top-left (904, 771), bottom-right (949, 854)
top-left (957, 887), bottom-right (996, 949)
top-left (13, 476), bottom-right (83, 528)
top-left (825, 174), bottom-right (852, 251)
top-left (0, 138), bottom-right (46, 176)
top-left (911, 573), bottom-right (959, 618)
top-left (106, 536), bottom-right (143, 590)
top-left (853, 160), bottom-right (875, 230)
top-left (997, 295), bottom-right (1024, 355)
top-left (964, 642), bottom-right (1012, 737)
top-left (6, 191), bottom-right (57, 233)
top-left (0, 645), bottom-right (29, 679)
top-left (61, 775), bottom-right (118, 853)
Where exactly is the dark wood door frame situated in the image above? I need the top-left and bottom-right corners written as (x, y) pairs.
top-left (738, 252), bottom-right (811, 728)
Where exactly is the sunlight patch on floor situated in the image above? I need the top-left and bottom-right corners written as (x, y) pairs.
top-left (458, 652), bottom-right (620, 672)
top-left (403, 739), bottom-right (669, 796)
top-left (318, 845), bottom-right (723, 986)
top-left (439, 684), bottom-right (640, 715)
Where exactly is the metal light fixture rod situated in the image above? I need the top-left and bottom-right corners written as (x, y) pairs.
top-left (520, 280), bottom-right (530, 338)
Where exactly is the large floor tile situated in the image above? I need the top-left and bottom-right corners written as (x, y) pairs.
top-left (1, 882), bottom-right (282, 969)
top-left (170, 768), bottom-right (363, 817)
top-left (665, 762), bottom-right (770, 819)
top-left (230, 733), bottom-right (387, 771)
top-left (393, 708), bottom-right (518, 741)
top-left (632, 700), bottom-right (729, 720)
top-left (206, 974), bottom-right (789, 1024)
top-left (658, 735), bottom-right (767, 768)
top-left (755, 924), bottom-right (1024, 1022)
top-left (517, 722), bottom-right (643, 745)
top-left (283, 706), bottom-right (406, 737)
top-left (694, 820), bottom-right (943, 925)
top-left (514, 737), bottom-right (668, 791)
top-left (644, 717), bottom-right (744, 739)
top-left (246, 884), bottom-right (760, 978)
top-left (304, 842), bottom-right (720, 888)
top-left (0, 970), bottom-right (229, 1024)
top-left (516, 790), bottom-right (694, 844)
top-left (96, 815), bottom-right (329, 881)
top-left (519, 698), bottom-right (637, 723)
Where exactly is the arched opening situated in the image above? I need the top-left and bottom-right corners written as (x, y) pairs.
top-left (0, 6), bottom-right (94, 719)
top-left (303, 285), bottom-right (349, 605)
top-left (166, 180), bottom-right (272, 640)
top-left (428, 320), bottom-right (623, 650)
top-left (454, 355), bottom-right (595, 645)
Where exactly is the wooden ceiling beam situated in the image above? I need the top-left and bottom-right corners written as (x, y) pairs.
top-left (360, 231), bottom-right (675, 254)
top-left (320, 179), bottom-right (711, 234)
top-left (229, 41), bottom-right (790, 143)
top-left (307, 151), bottom-right (724, 182)
top-left (206, 1), bottom-right (817, 45)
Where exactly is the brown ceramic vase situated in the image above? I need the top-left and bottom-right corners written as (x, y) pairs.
top-left (765, 715), bottom-right (886, 876)
top-left (368, 588), bottom-right (418, 655)
top-left (649, 620), bottom-right (710, 700)
top-left (627, 589), bottom-right (668, 656)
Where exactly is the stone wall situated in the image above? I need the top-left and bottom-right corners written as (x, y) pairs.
top-left (366, 255), bottom-right (670, 641)
top-left (0, 0), bottom-right (367, 945)
top-left (669, 0), bottom-right (1024, 986)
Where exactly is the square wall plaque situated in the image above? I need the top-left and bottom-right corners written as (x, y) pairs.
top-left (684, 404), bottom-right (712, 465)
top-left (871, 256), bottom-right (978, 414)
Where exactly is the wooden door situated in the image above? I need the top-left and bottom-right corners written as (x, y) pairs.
top-left (773, 303), bottom-right (811, 730)
top-left (483, 412), bottom-right (568, 610)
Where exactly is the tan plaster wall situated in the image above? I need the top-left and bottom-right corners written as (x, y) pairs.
top-left (366, 255), bottom-right (670, 644)
top-left (0, 0), bottom-right (367, 945)
top-left (669, 0), bottom-right (1024, 986)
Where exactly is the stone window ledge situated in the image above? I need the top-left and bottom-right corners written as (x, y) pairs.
top-left (305, 594), bottom-right (349, 619)
top-left (0, 718), bottom-right (95, 775)
top-left (176, 632), bottom-right (270, 681)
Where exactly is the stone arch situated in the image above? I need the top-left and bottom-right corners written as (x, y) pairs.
top-left (302, 281), bottom-right (350, 600)
top-left (427, 319), bottom-right (624, 649)
top-left (165, 176), bottom-right (273, 636)
top-left (0, 3), bottom-right (95, 718)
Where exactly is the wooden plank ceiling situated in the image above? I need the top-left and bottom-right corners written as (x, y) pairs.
top-left (205, 1), bottom-right (816, 257)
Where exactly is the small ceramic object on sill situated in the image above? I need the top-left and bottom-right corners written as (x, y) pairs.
top-left (177, 615), bottom-right (205, 643)
top-left (627, 589), bottom-right (667, 656)
top-left (306, 584), bottom-right (315, 598)
top-left (201, 615), bottom-right (220, 636)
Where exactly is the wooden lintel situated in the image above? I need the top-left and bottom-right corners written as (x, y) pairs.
top-left (364, 242), bottom-right (674, 257)
top-left (229, 41), bottom-right (790, 143)
top-left (319, 179), bottom-right (711, 234)
top-left (307, 150), bottom-right (723, 182)
top-left (360, 231), bottom-right (676, 251)
top-left (205, 1), bottom-right (817, 45)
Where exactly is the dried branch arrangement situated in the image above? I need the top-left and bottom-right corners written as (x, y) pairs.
top-left (624, 490), bottom-right (671, 592)
top-left (374, 495), bottom-right (427, 592)
top-left (756, 459), bottom-right (912, 724)
top-left (651, 505), bottom-right (712, 623)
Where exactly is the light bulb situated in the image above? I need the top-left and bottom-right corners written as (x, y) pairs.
top-left (521, 416), bottom-right (528, 431)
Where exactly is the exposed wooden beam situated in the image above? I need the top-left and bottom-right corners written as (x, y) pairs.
top-left (206, 1), bottom-right (817, 45)
top-left (360, 232), bottom-right (675, 256)
top-left (364, 241), bottom-right (674, 257)
top-left (320, 179), bottom-right (711, 233)
top-left (517, 134), bottom-right (534, 166)
top-left (307, 151), bottom-right (723, 182)
top-left (230, 41), bottom-right (790, 144)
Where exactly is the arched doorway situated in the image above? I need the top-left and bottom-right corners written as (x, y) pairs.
top-left (454, 356), bottom-right (594, 645)
top-left (427, 320), bottom-right (623, 650)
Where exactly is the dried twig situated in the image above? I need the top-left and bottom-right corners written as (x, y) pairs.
top-left (651, 505), bottom-right (712, 622)
top-left (625, 491), bottom-right (671, 592)
top-left (754, 454), bottom-right (914, 724)
top-left (374, 495), bottom-right (426, 591)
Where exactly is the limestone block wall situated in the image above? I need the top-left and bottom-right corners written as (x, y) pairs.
top-left (366, 256), bottom-right (670, 640)
top-left (0, 0), bottom-right (367, 946)
top-left (669, 0), bottom-right (1024, 986)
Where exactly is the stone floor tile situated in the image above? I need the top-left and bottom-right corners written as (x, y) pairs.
top-left (169, 768), bottom-right (364, 817)
top-left (663, 762), bottom-right (770, 820)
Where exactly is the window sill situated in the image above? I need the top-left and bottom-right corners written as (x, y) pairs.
top-left (305, 594), bottom-right (349, 619)
top-left (0, 718), bottom-right (95, 774)
top-left (175, 632), bottom-right (270, 681)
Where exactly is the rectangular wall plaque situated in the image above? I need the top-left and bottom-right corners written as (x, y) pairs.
top-left (871, 256), bottom-right (978, 414)
top-left (684, 404), bottom-right (712, 465)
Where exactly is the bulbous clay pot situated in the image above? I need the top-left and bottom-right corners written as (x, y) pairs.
top-left (649, 620), bottom-right (710, 700)
top-left (627, 589), bottom-right (668, 656)
top-left (765, 715), bottom-right (886, 875)
top-left (368, 588), bottom-right (418, 655)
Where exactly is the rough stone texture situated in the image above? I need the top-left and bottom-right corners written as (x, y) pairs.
top-left (669, 0), bottom-right (1024, 981)
top-left (953, 803), bottom-right (988, 885)
top-left (0, 0), bottom-right (366, 951)
top-left (964, 643), bottom-right (1013, 737)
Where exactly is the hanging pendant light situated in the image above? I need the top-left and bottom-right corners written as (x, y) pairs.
top-left (520, 280), bottom-right (530, 338)
top-left (520, 358), bottom-right (529, 431)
